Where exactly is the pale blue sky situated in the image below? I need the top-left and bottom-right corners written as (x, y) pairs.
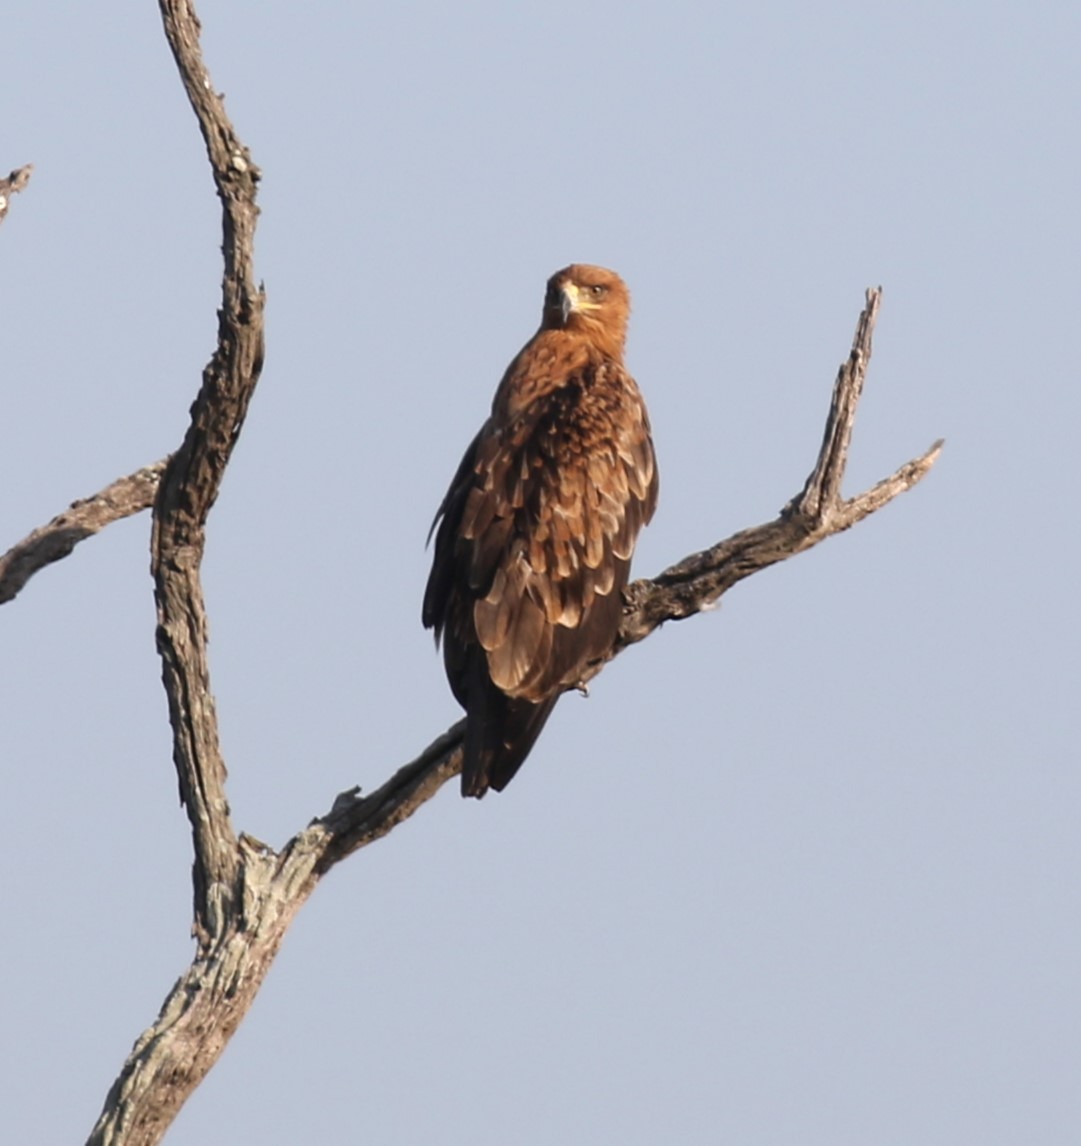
top-left (3, 2), bottom-right (1078, 1143)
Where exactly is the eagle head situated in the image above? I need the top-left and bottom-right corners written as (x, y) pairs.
top-left (542, 264), bottom-right (631, 358)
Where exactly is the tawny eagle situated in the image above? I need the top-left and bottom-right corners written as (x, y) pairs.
top-left (423, 265), bottom-right (658, 797)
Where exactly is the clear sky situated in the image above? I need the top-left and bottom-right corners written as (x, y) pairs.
top-left (3, 2), bottom-right (1078, 1143)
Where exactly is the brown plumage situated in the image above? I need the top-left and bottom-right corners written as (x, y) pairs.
top-left (423, 265), bottom-right (658, 797)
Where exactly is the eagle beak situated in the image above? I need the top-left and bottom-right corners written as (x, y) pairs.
top-left (559, 282), bottom-right (579, 324)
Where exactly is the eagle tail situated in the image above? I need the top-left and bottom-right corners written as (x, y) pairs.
top-left (462, 689), bottom-right (560, 798)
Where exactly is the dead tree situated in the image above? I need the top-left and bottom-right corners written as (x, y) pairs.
top-left (0, 2), bottom-right (941, 1143)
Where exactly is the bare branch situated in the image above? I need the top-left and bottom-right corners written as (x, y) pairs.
top-left (312, 721), bottom-right (466, 870)
top-left (799, 287), bottom-right (882, 516)
top-left (87, 840), bottom-right (308, 1146)
top-left (86, 5), bottom-right (263, 1138)
top-left (611, 288), bottom-right (941, 653)
top-left (150, 0), bottom-right (265, 950)
top-left (0, 163), bottom-right (33, 225)
top-left (85, 723), bottom-right (468, 1146)
top-left (0, 462), bottom-right (167, 605)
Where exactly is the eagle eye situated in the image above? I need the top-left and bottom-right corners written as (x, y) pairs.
top-left (589, 284), bottom-right (608, 298)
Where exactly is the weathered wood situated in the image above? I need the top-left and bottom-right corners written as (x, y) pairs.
top-left (0, 164), bottom-right (33, 225)
top-left (0, 462), bottom-right (167, 604)
top-left (89, 4), bottom-right (266, 1139)
top-left (148, 0), bottom-right (265, 954)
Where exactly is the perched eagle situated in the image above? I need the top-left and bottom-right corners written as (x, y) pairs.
top-left (423, 265), bottom-right (658, 797)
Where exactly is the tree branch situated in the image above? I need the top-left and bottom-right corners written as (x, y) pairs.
top-left (86, 3), bottom-right (263, 1139)
top-left (611, 289), bottom-right (943, 652)
top-left (148, 0), bottom-right (265, 953)
top-left (0, 462), bottom-right (167, 605)
top-left (0, 163), bottom-right (33, 225)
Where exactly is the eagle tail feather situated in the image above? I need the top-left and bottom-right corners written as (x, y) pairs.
top-left (462, 690), bottom-right (560, 798)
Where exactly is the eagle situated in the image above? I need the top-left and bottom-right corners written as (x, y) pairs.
top-left (423, 265), bottom-right (658, 797)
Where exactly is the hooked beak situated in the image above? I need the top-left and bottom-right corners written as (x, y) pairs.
top-left (559, 282), bottom-right (580, 324)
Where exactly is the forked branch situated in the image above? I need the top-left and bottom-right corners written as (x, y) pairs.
top-left (615, 290), bottom-right (942, 651)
